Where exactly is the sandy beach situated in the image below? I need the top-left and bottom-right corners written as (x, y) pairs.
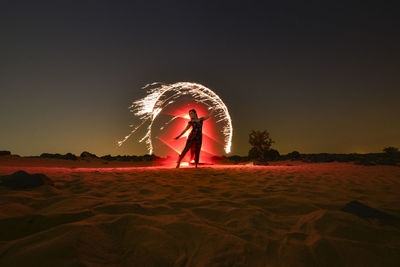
top-left (0, 158), bottom-right (399, 266)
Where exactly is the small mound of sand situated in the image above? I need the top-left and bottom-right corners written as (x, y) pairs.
top-left (0, 170), bottom-right (54, 190)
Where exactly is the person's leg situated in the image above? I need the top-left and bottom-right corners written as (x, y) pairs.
top-left (176, 141), bottom-right (192, 168)
top-left (194, 141), bottom-right (202, 168)
top-left (190, 145), bottom-right (195, 163)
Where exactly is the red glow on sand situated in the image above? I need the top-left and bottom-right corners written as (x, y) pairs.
top-left (0, 164), bottom-right (277, 176)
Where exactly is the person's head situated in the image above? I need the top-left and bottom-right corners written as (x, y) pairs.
top-left (189, 109), bottom-right (198, 119)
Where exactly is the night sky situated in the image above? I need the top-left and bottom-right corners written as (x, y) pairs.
top-left (1, 1), bottom-right (399, 157)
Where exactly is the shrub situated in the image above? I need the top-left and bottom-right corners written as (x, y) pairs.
top-left (248, 130), bottom-right (274, 161)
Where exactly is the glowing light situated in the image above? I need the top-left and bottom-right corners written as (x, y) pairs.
top-left (118, 82), bottom-right (233, 154)
top-left (182, 130), bottom-right (190, 138)
top-left (157, 137), bottom-right (181, 154)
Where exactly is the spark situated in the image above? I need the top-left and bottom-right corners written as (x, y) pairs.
top-left (118, 82), bottom-right (233, 154)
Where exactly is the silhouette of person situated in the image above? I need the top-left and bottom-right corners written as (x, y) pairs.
top-left (175, 107), bottom-right (215, 168)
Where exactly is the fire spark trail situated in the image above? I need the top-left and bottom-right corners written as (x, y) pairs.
top-left (118, 82), bottom-right (233, 155)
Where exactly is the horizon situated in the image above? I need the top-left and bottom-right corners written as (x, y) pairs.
top-left (2, 148), bottom-right (396, 158)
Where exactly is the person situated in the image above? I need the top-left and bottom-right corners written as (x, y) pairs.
top-left (175, 106), bottom-right (216, 168)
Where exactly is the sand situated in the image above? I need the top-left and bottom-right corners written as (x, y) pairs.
top-left (0, 158), bottom-right (399, 266)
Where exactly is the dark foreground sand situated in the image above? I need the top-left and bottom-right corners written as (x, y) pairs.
top-left (0, 159), bottom-right (399, 266)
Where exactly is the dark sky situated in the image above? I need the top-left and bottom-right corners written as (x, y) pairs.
top-left (1, 0), bottom-right (399, 156)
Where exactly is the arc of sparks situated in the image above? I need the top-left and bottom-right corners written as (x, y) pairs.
top-left (118, 82), bottom-right (233, 154)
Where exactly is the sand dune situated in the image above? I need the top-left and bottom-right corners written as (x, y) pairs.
top-left (0, 160), bottom-right (399, 266)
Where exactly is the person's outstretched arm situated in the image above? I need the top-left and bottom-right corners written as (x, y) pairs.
top-left (175, 122), bottom-right (191, 139)
top-left (201, 106), bottom-right (216, 121)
